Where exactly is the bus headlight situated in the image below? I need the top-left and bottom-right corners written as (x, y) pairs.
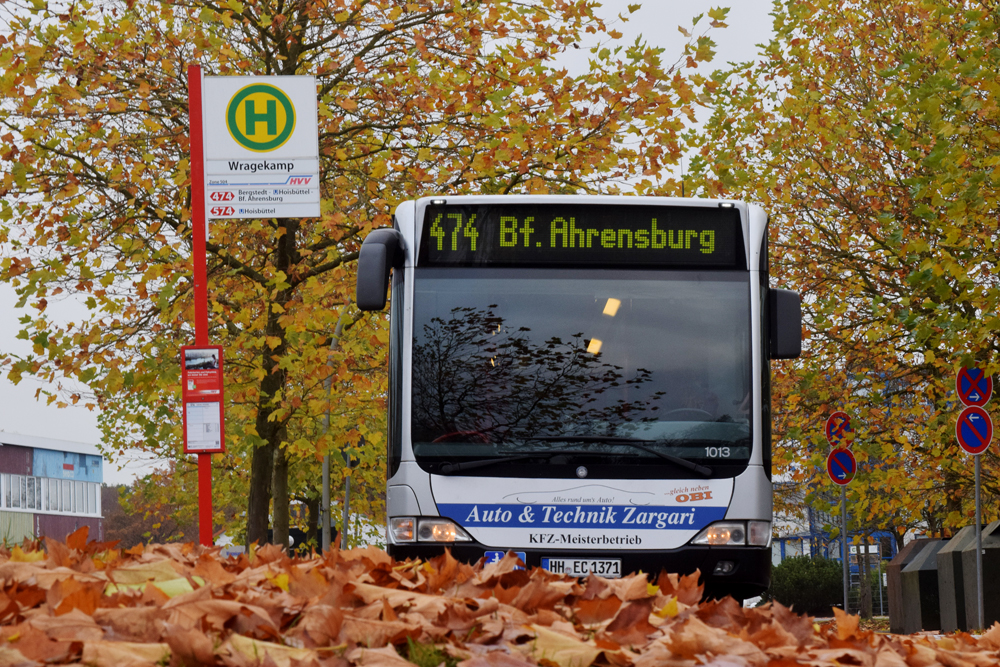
top-left (691, 521), bottom-right (771, 546)
top-left (390, 517), bottom-right (416, 542)
top-left (389, 517), bottom-right (473, 543)
top-left (417, 518), bottom-right (473, 543)
top-left (691, 521), bottom-right (747, 546)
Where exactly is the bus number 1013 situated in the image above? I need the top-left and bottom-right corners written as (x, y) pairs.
top-left (430, 214), bottom-right (478, 251)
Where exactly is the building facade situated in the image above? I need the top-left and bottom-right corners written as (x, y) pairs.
top-left (0, 432), bottom-right (103, 544)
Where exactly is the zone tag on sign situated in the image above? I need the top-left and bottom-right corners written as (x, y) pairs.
top-left (956, 405), bottom-right (993, 455)
top-left (957, 366), bottom-right (992, 407)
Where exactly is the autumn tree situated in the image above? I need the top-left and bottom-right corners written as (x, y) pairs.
top-left (0, 0), bottom-right (723, 544)
top-left (689, 0), bottom-right (1000, 536)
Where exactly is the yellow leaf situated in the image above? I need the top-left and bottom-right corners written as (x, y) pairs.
top-left (11, 546), bottom-right (46, 562)
top-left (657, 596), bottom-right (679, 618)
top-left (522, 624), bottom-right (601, 667)
top-left (267, 571), bottom-right (290, 592)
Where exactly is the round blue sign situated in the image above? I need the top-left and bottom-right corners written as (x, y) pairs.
top-left (957, 367), bottom-right (992, 407)
top-left (825, 412), bottom-right (854, 448)
top-left (956, 405), bottom-right (993, 455)
top-left (827, 448), bottom-right (856, 486)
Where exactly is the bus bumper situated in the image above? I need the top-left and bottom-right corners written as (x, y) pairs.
top-left (387, 543), bottom-right (771, 600)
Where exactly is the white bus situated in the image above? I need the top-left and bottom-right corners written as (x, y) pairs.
top-left (356, 196), bottom-right (800, 600)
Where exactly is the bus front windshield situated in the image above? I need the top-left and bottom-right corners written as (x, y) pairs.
top-left (410, 268), bottom-right (753, 467)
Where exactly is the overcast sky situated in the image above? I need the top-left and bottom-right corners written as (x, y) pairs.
top-left (0, 0), bottom-right (775, 486)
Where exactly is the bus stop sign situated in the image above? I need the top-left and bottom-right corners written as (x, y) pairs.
top-left (957, 367), bottom-right (992, 407)
top-left (827, 448), bottom-right (856, 485)
top-left (957, 406), bottom-right (993, 455)
top-left (825, 412), bottom-right (854, 448)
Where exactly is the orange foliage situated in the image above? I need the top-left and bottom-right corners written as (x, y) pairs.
top-left (0, 527), bottom-right (998, 666)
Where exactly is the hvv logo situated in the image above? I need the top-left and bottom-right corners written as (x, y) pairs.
top-left (288, 176), bottom-right (312, 185)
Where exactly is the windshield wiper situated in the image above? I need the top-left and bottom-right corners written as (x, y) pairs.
top-left (526, 435), bottom-right (713, 477)
top-left (438, 449), bottom-right (590, 474)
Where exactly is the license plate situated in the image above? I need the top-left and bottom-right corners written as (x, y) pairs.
top-left (541, 558), bottom-right (621, 578)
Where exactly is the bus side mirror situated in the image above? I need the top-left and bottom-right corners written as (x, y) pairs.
top-left (769, 289), bottom-right (801, 359)
top-left (356, 229), bottom-right (405, 311)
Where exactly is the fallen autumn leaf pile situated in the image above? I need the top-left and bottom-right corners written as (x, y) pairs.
top-left (2, 528), bottom-right (1000, 667)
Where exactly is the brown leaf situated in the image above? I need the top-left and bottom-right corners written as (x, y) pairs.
top-left (603, 573), bottom-right (654, 602)
top-left (287, 565), bottom-right (328, 599)
top-left (47, 577), bottom-right (102, 616)
top-left (769, 601), bottom-right (818, 647)
top-left (458, 650), bottom-right (538, 667)
top-left (655, 570), bottom-right (703, 606)
top-left (225, 634), bottom-right (318, 667)
top-left (604, 599), bottom-right (657, 647)
top-left (93, 607), bottom-right (169, 643)
top-left (4, 582), bottom-right (45, 616)
top-left (1, 623), bottom-right (74, 663)
top-left (346, 646), bottom-right (415, 667)
top-left (471, 552), bottom-right (528, 587)
top-left (694, 596), bottom-right (745, 633)
top-left (978, 622), bottom-right (1000, 650)
top-left (28, 608), bottom-right (104, 641)
top-left (666, 617), bottom-right (766, 663)
top-left (0, 643), bottom-right (35, 667)
top-left (80, 640), bottom-right (170, 667)
top-left (833, 607), bottom-right (861, 640)
top-left (293, 604), bottom-right (344, 647)
top-left (163, 625), bottom-right (219, 665)
top-left (44, 538), bottom-right (74, 568)
top-left (574, 596), bottom-right (622, 625)
top-left (193, 554), bottom-right (237, 586)
top-left (509, 573), bottom-right (572, 614)
top-left (423, 550), bottom-right (474, 593)
top-left (340, 617), bottom-right (419, 647)
top-left (66, 526), bottom-right (89, 551)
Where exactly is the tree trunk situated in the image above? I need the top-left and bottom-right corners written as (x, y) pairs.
top-left (859, 538), bottom-right (872, 619)
top-left (246, 439), bottom-right (275, 547)
top-left (272, 443), bottom-right (289, 550)
top-left (305, 495), bottom-right (320, 550)
top-left (245, 219), bottom-right (298, 547)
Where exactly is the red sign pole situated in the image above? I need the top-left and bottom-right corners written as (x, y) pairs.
top-left (188, 63), bottom-right (214, 546)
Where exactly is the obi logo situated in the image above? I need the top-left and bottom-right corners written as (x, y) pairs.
top-left (675, 491), bottom-right (713, 503)
top-left (226, 84), bottom-right (296, 152)
top-left (210, 191), bottom-right (235, 201)
top-left (210, 206), bottom-right (235, 216)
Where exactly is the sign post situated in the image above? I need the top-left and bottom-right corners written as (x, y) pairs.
top-left (956, 366), bottom-right (993, 630)
top-left (826, 412), bottom-right (855, 613)
top-left (187, 65), bottom-right (320, 546)
top-left (187, 65), bottom-right (215, 546)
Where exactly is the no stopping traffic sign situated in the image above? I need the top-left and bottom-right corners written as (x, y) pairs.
top-left (827, 448), bottom-right (857, 485)
top-left (825, 412), bottom-right (854, 448)
top-left (957, 406), bottom-right (993, 455)
top-left (957, 367), bottom-right (993, 407)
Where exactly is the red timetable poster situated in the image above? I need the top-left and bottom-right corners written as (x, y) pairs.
top-left (181, 345), bottom-right (225, 454)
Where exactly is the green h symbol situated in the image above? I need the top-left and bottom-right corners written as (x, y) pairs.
top-left (244, 98), bottom-right (277, 136)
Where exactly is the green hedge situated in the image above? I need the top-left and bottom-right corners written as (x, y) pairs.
top-left (761, 556), bottom-right (843, 616)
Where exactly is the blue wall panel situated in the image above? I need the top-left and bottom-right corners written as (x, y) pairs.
top-left (32, 450), bottom-right (102, 483)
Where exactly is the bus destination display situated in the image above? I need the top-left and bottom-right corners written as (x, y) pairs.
top-left (418, 203), bottom-right (743, 267)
